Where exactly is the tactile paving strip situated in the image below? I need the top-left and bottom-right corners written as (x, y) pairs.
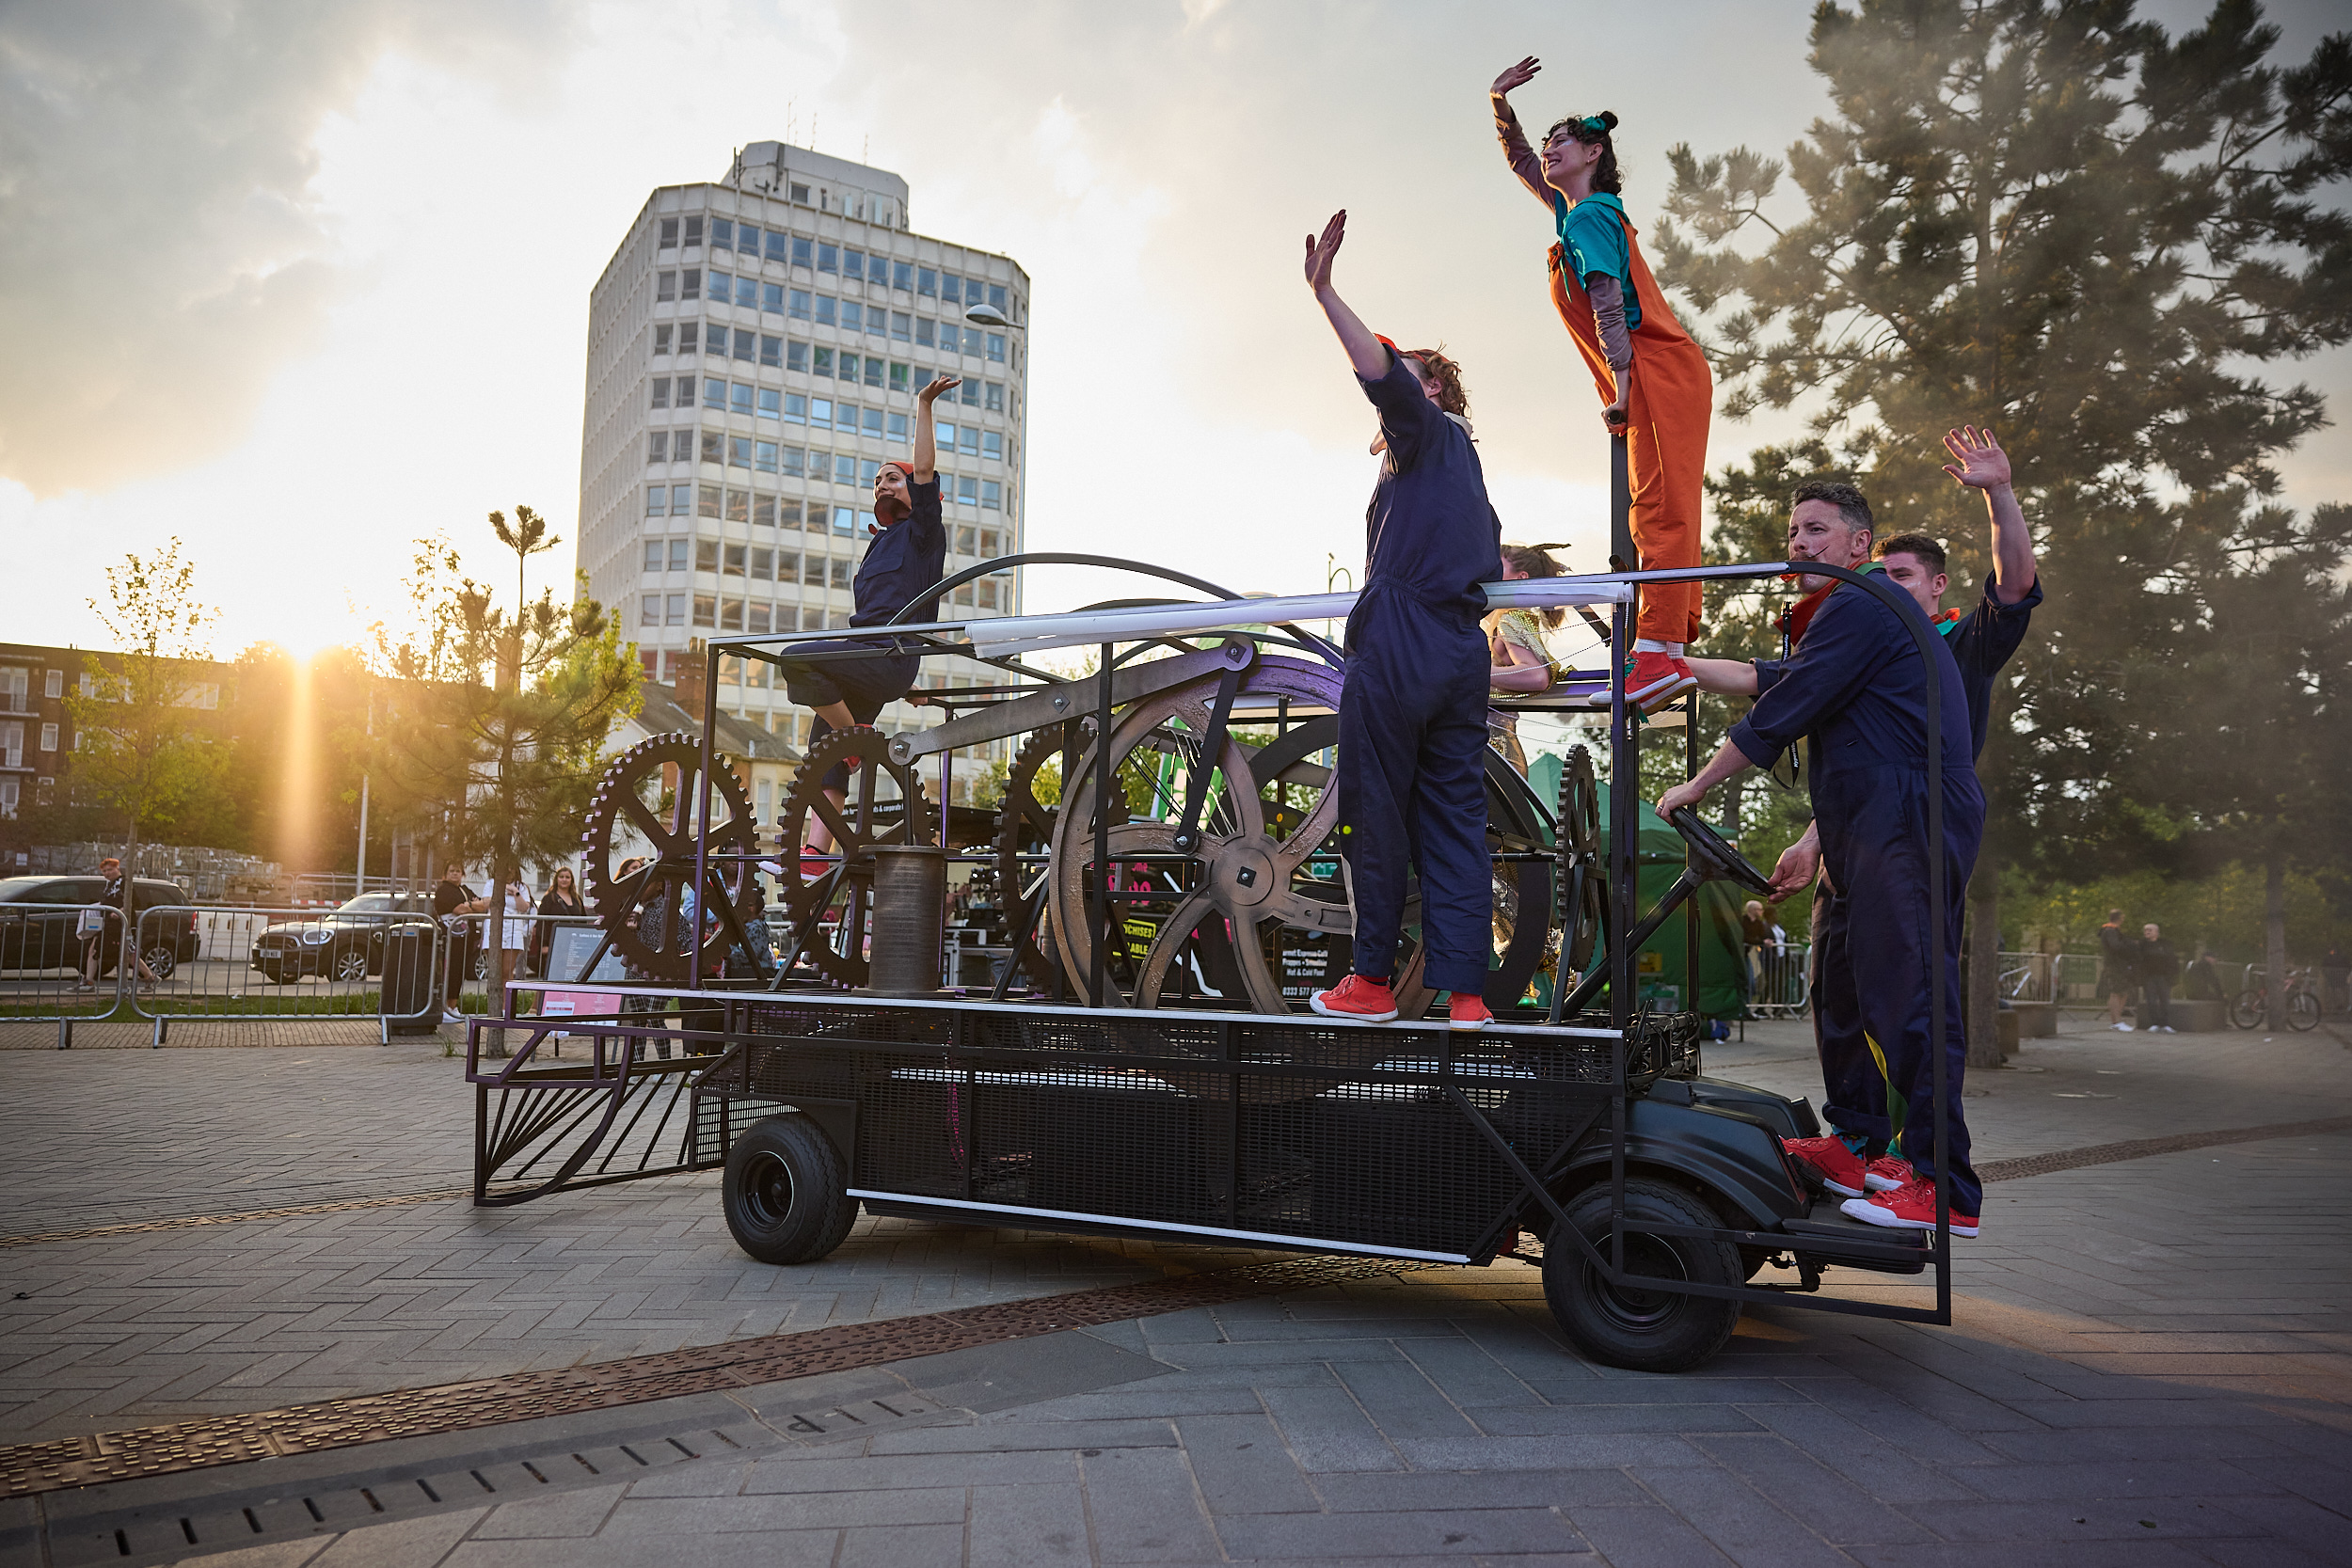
top-left (0, 1252), bottom-right (1411, 1498)
top-left (1976, 1115), bottom-right (2352, 1182)
top-left (0, 1188), bottom-right (469, 1249)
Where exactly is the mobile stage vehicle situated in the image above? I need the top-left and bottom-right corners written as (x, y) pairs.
top-left (464, 540), bottom-right (1963, 1373)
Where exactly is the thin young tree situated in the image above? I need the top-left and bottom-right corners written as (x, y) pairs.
top-left (1659, 0), bottom-right (2352, 1056)
top-left (66, 537), bottom-right (231, 886)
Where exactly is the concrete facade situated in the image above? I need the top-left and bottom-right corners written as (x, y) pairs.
top-left (579, 143), bottom-right (1028, 801)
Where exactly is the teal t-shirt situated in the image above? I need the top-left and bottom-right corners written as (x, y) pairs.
top-left (1550, 192), bottom-right (1642, 331)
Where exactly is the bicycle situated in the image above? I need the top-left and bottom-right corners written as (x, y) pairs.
top-left (2230, 965), bottom-right (2321, 1032)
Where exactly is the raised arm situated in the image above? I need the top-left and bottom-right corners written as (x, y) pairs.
top-left (914, 373), bottom-right (960, 483)
top-left (1489, 57), bottom-right (1556, 210)
top-left (1943, 426), bottom-right (2035, 604)
top-left (1303, 211), bottom-right (1388, 381)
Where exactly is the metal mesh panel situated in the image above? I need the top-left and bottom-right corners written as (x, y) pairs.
top-left (704, 1000), bottom-right (1714, 1259)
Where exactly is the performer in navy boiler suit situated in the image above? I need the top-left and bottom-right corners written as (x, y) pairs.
top-left (776, 373), bottom-right (959, 860)
top-left (1296, 210), bottom-right (1504, 1033)
top-left (1660, 530), bottom-right (1988, 1235)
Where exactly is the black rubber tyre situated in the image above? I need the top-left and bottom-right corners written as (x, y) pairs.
top-left (723, 1113), bottom-right (857, 1265)
top-left (2230, 990), bottom-right (2265, 1030)
top-left (2288, 991), bottom-right (2320, 1032)
top-left (142, 945), bottom-right (177, 981)
top-left (1542, 1177), bottom-right (1743, 1373)
top-left (333, 948), bottom-right (370, 983)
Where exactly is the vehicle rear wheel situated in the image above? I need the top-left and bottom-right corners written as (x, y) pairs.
top-left (334, 948), bottom-right (370, 983)
top-left (141, 946), bottom-right (177, 981)
top-left (2288, 991), bottom-right (2320, 1032)
top-left (1542, 1177), bottom-right (1742, 1373)
top-left (2230, 990), bottom-right (2265, 1030)
top-left (723, 1114), bottom-right (857, 1265)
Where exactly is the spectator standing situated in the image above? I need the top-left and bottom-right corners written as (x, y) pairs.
top-left (2323, 942), bottom-right (2348, 1016)
top-left (431, 865), bottom-right (487, 1022)
top-left (499, 876), bottom-right (532, 993)
top-left (531, 867), bottom-right (585, 978)
top-left (80, 856), bottom-right (159, 993)
top-left (2097, 911), bottom-right (2138, 1031)
top-left (1740, 899), bottom-right (1771, 994)
top-left (2184, 943), bottom-right (2223, 1003)
top-left (2138, 924), bottom-right (2178, 1033)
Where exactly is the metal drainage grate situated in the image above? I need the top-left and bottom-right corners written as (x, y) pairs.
top-left (37, 1424), bottom-right (742, 1568)
top-left (3, 1252), bottom-right (1411, 1498)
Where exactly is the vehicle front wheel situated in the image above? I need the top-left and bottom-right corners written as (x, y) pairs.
top-left (723, 1114), bottom-right (857, 1265)
top-left (1541, 1177), bottom-right (1743, 1373)
top-left (2230, 991), bottom-right (2265, 1030)
top-left (2288, 991), bottom-right (2320, 1032)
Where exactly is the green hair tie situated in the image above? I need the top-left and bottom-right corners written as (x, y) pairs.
top-left (1581, 116), bottom-right (1610, 134)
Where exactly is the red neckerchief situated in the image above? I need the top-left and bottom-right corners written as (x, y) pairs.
top-left (1779, 582), bottom-right (1836, 647)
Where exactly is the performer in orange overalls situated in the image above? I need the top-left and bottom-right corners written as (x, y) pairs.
top-left (1491, 58), bottom-right (1713, 712)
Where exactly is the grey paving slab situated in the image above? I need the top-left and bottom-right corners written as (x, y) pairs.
top-left (7, 1024), bottom-right (2348, 1568)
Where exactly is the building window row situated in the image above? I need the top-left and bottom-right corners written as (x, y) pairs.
top-left (648, 381), bottom-right (1005, 453)
top-left (643, 523), bottom-right (1006, 570)
top-left (640, 574), bottom-right (1010, 635)
top-left (653, 217), bottom-right (1011, 315)
top-left (644, 471), bottom-right (1006, 518)
top-left (653, 316), bottom-right (1005, 370)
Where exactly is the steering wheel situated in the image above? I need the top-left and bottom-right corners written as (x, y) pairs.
top-left (1665, 808), bottom-right (1776, 898)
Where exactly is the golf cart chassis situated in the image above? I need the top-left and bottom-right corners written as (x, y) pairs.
top-left (470, 990), bottom-right (1930, 1312)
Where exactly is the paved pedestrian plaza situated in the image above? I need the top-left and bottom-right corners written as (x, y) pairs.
top-left (1, 1018), bottom-right (2346, 1566)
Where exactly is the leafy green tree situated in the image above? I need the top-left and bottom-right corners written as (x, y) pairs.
top-left (65, 537), bottom-right (233, 875)
top-left (1660, 0), bottom-right (2352, 1053)
top-left (372, 508), bottom-right (641, 887)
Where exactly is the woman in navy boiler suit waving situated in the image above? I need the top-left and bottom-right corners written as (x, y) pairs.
top-left (1299, 211), bottom-right (1505, 1032)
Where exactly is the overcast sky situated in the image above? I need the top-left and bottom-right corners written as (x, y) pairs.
top-left (3, 0), bottom-right (2345, 657)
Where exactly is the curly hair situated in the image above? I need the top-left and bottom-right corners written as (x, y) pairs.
top-left (1543, 109), bottom-right (1622, 196)
top-left (1500, 543), bottom-right (1567, 628)
top-left (1403, 346), bottom-right (1470, 420)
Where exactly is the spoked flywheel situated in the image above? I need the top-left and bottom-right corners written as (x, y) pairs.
top-left (1047, 657), bottom-right (1351, 1014)
top-left (772, 725), bottom-right (937, 988)
top-left (579, 733), bottom-right (763, 981)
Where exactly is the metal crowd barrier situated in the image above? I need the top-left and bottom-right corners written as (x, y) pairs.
top-left (1746, 942), bottom-right (1811, 1020)
top-left (0, 902), bottom-right (133, 1048)
top-left (104, 904), bottom-right (475, 1047)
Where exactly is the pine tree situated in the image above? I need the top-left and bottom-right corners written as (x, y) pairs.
top-left (372, 510), bottom-right (641, 888)
top-left (1659, 0), bottom-right (2352, 1052)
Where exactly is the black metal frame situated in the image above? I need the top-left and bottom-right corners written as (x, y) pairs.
top-left (485, 533), bottom-right (1959, 1334)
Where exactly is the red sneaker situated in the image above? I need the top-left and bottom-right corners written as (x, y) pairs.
top-left (1841, 1178), bottom-right (1979, 1238)
top-left (1863, 1154), bottom-right (1911, 1193)
top-left (1311, 974), bottom-right (1399, 1022)
top-left (1783, 1134), bottom-right (1870, 1197)
top-left (1448, 993), bottom-right (1493, 1032)
top-left (1626, 650), bottom-right (1697, 713)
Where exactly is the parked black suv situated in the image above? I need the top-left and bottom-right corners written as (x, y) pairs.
top-left (250, 892), bottom-right (437, 984)
top-left (0, 876), bottom-right (202, 978)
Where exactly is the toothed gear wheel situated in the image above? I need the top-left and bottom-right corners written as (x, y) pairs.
top-left (579, 732), bottom-right (763, 981)
top-left (772, 724), bottom-right (936, 989)
top-left (993, 721), bottom-right (1081, 990)
top-left (1554, 744), bottom-right (1602, 976)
